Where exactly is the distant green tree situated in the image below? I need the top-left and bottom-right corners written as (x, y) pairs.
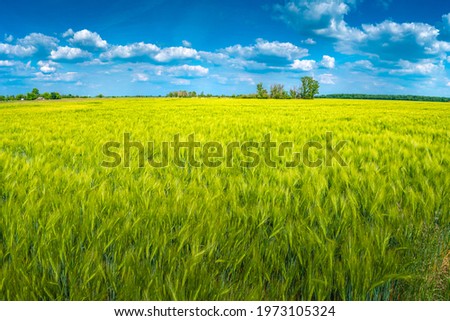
top-left (42, 92), bottom-right (51, 100)
top-left (26, 93), bottom-right (37, 100)
top-left (167, 90), bottom-right (197, 98)
top-left (50, 92), bottom-right (61, 99)
top-left (317, 93), bottom-right (450, 102)
top-left (289, 86), bottom-right (301, 99)
top-left (256, 82), bottom-right (268, 99)
top-left (300, 76), bottom-right (319, 99)
top-left (96, 94), bottom-right (104, 98)
top-left (270, 84), bottom-right (287, 99)
top-left (25, 88), bottom-right (40, 100)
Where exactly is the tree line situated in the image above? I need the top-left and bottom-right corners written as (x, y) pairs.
top-left (0, 88), bottom-right (61, 101)
top-left (255, 76), bottom-right (320, 99)
top-left (165, 76), bottom-right (320, 99)
top-left (3, 83), bottom-right (448, 102)
top-left (166, 91), bottom-right (217, 98)
top-left (0, 88), bottom-right (99, 101)
top-left (317, 93), bottom-right (450, 102)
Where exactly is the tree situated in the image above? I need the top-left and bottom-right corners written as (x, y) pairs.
top-left (26, 93), bottom-right (37, 100)
top-left (50, 92), bottom-right (61, 99)
top-left (270, 84), bottom-right (287, 99)
top-left (289, 86), bottom-right (301, 99)
top-left (42, 92), bottom-right (51, 100)
top-left (299, 76), bottom-right (319, 99)
top-left (256, 82), bottom-right (268, 99)
top-left (25, 88), bottom-right (40, 100)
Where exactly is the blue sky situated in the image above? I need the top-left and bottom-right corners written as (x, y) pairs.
top-left (1, 0), bottom-right (450, 96)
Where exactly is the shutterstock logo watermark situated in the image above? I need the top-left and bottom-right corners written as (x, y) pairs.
top-left (101, 132), bottom-right (348, 168)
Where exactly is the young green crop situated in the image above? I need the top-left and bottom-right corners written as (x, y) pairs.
top-left (0, 98), bottom-right (448, 300)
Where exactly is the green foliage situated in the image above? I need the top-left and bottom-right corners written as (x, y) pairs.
top-left (300, 76), bottom-right (320, 99)
top-left (23, 88), bottom-right (41, 101)
top-left (26, 92), bottom-right (38, 100)
top-left (256, 83), bottom-right (268, 99)
top-left (270, 84), bottom-right (288, 99)
top-left (166, 90), bottom-right (200, 98)
top-left (42, 92), bottom-right (51, 100)
top-left (289, 86), bottom-right (301, 99)
top-left (255, 78), bottom-right (318, 100)
top-left (0, 98), bottom-right (448, 300)
top-left (318, 94), bottom-right (450, 102)
top-left (51, 92), bottom-right (61, 100)
top-left (1, 89), bottom-right (63, 101)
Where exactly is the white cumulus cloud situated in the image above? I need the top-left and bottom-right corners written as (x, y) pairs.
top-left (100, 42), bottom-right (160, 60)
top-left (291, 59), bottom-right (317, 71)
top-left (37, 60), bottom-right (59, 74)
top-left (320, 55), bottom-right (335, 68)
top-left (274, 1), bottom-right (450, 64)
top-left (225, 38), bottom-right (308, 60)
top-left (0, 43), bottom-right (37, 57)
top-left (154, 47), bottom-right (200, 62)
top-left (50, 46), bottom-right (92, 61)
top-left (18, 33), bottom-right (59, 49)
top-left (69, 29), bottom-right (108, 49)
top-left (274, 0), bottom-right (362, 42)
top-left (0, 60), bottom-right (16, 66)
top-left (254, 38), bottom-right (308, 60)
top-left (166, 64), bottom-right (209, 77)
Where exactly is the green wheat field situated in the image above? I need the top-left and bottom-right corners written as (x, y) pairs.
top-left (0, 98), bottom-right (449, 300)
